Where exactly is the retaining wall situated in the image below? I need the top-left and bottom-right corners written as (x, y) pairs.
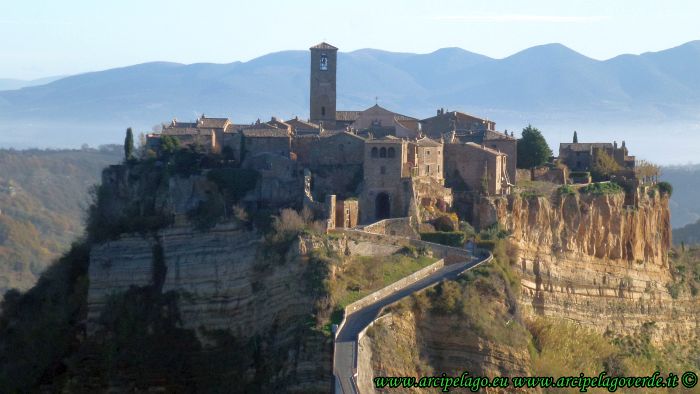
top-left (361, 217), bottom-right (418, 239)
top-left (344, 259), bottom-right (445, 316)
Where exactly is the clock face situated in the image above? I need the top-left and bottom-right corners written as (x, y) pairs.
top-left (320, 54), bottom-right (328, 70)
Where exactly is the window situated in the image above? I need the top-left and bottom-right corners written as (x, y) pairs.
top-left (387, 147), bottom-right (395, 158)
top-left (380, 147), bottom-right (387, 158)
top-left (380, 166), bottom-right (386, 174)
top-left (426, 150), bottom-right (430, 155)
top-left (320, 54), bottom-right (328, 70)
top-left (321, 106), bottom-right (326, 116)
top-left (426, 165), bottom-right (430, 173)
top-left (371, 147), bottom-right (378, 158)
top-left (437, 165), bottom-right (440, 172)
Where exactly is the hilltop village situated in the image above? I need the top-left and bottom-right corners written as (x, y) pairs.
top-left (145, 42), bottom-right (637, 228)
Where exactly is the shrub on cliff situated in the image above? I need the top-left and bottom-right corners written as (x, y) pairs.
top-left (656, 181), bottom-right (673, 197)
top-left (580, 182), bottom-right (623, 195)
top-left (557, 184), bottom-right (576, 195)
top-left (430, 215), bottom-right (457, 232)
top-left (419, 231), bottom-right (466, 247)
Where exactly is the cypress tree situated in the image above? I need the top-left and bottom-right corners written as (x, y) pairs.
top-left (124, 127), bottom-right (134, 161)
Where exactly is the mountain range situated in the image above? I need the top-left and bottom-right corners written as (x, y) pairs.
top-left (1, 41), bottom-right (700, 163)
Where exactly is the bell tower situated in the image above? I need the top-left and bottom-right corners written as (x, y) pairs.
top-left (309, 42), bottom-right (337, 129)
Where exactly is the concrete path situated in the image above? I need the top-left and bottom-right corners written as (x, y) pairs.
top-left (333, 253), bottom-right (492, 394)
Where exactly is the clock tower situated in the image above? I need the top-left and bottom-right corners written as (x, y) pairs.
top-left (309, 42), bottom-right (337, 129)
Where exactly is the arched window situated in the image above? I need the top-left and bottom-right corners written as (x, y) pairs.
top-left (321, 106), bottom-right (326, 116)
top-left (387, 147), bottom-right (395, 158)
top-left (380, 147), bottom-right (387, 158)
top-left (371, 147), bottom-right (378, 158)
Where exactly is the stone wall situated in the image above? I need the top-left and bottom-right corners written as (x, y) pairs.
top-left (343, 259), bottom-right (445, 316)
top-left (531, 166), bottom-right (567, 184)
top-left (362, 217), bottom-right (418, 238)
top-left (331, 229), bottom-right (470, 263)
top-left (243, 135), bottom-right (291, 158)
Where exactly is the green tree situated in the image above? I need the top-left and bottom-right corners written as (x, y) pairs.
top-left (160, 135), bottom-right (180, 156)
top-left (573, 130), bottom-right (578, 143)
top-left (516, 125), bottom-right (552, 169)
top-left (124, 127), bottom-right (134, 161)
top-left (590, 149), bottom-right (621, 181)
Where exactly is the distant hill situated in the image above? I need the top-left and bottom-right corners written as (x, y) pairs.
top-left (674, 220), bottom-right (700, 245)
top-left (0, 75), bottom-right (66, 91)
top-left (1, 41), bottom-right (700, 158)
top-left (661, 164), bottom-right (700, 229)
top-left (0, 147), bottom-right (121, 294)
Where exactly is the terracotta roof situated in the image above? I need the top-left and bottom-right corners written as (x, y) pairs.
top-left (482, 130), bottom-right (515, 141)
top-left (367, 135), bottom-right (403, 144)
top-left (244, 121), bottom-right (283, 131)
top-left (415, 137), bottom-right (441, 147)
top-left (162, 127), bottom-right (213, 136)
top-left (310, 42), bottom-right (338, 50)
top-left (321, 130), bottom-right (366, 141)
top-left (169, 121), bottom-right (198, 128)
top-left (242, 129), bottom-right (290, 138)
top-left (336, 110), bottom-right (361, 122)
top-left (560, 143), bottom-right (613, 152)
top-left (336, 105), bottom-right (417, 123)
top-left (396, 118), bottom-right (420, 130)
top-left (285, 117), bottom-right (320, 130)
top-left (464, 142), bottom-right (506, 156)
top-left (197, 117), bottom-right (230, 129)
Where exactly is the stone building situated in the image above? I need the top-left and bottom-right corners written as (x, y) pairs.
top-left (559, 138), bottom-right (635, 172)
top-left (336, 104), bottom-right (421, 138)
top-left (240, 121), bottom-right (292, 159)
top-left (359, 135), bottom-right (452, 224)
top-left (360, 136), bottom-right (410, 222)
top-left (420, 111), bottom-right (517, 185)
top-left (444, 142), bottom-right (511, 196)
top-left (144, 41), bottom-right (531, 227)
top-left (285, 117), bottom-right (320, 135)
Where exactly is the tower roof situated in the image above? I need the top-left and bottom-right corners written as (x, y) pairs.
top-left (310, 42), bottom-right (338, 50)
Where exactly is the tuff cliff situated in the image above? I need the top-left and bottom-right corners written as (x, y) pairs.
top-left (477, 188), bottom-right (698, 343)
top-left (361, 185), bottom-right (698, 393)
top-left (79, 163), bottom-right (331, 392)
top-left (85, 223), bottom-right (331, 392)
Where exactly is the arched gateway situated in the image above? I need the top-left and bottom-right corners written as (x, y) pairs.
top-left (375, 192), bottom-right (391, 220)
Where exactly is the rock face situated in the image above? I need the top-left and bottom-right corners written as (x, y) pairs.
top-left (478, 189), bottom-right (698, 344)
top-left (87, 223), bottom-right (331, 391)
top-left (361, 307), bottom-right (533, 393)
top-left (362, 186), bottom-right (696, 388)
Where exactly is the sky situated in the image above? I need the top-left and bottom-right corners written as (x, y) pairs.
top-left (2, 0), bottom-right (700, 79)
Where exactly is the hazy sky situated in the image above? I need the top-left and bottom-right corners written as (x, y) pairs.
top-left (2, 0), bottom-right (699, 79)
